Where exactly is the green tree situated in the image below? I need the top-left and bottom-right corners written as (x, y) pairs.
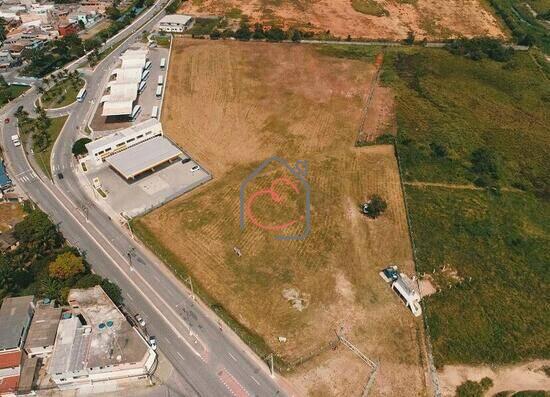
top-left (48, 252), bottom-right (85, 280)
top-left (40, 277), bottom-right (62, 300)
top-left (291, 30), bottom-right (302, 42)
top-left (106, 6), bottom-right (122, 20)
top-left (101, 279), bottom-right (123, 306)
top-left (455, 377), bottom-right (493, 397)
top-left (165, 0), bottom-right (182, 14)
top-left (361, 194), bottom-right (388, 219)
top-left (13, 210), bottom-right (63, 253)
top-left (72, 137), bottom-right (92, 157)
top-left (235, 23), bottom-right (251, 41)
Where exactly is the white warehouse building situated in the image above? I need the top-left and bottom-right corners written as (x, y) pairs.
top-left (158, 14), bottom-right (193, 33)
top-left (85, 119), bottom-right (164, 165)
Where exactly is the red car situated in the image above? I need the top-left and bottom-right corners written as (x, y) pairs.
top-left (4, 118), bottom-right (9, 124)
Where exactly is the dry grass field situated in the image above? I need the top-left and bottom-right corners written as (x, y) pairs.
top-left (0, 202), bottom-right (25, 232)
top-left (182, 0), bottom-right (504, 40)
top-left (137, 39), bottom-right (426, 396)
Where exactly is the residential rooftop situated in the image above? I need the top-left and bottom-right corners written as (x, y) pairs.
top-left (48, 286), bottom-right (148, 374)
top-left (0, 296), bottom-right (34, 350)
top-left (24, 301), bottom-right (61, 350)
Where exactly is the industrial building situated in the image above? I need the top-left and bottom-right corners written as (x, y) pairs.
top-left (85, 119), bottom-right (184, 180)
top-left (85, 118), bottom-right (164, 164)
top-left (158, 14), bottom-right (193, 33)
top-left (0, 296), bottom-right (34, 395)
top-left (101, 48), bottom-right (148, 117)
top-left (47, 286), bottom-right (156, 389)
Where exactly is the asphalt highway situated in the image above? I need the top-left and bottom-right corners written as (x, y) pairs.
top-left (0, 5), bottom-right (290, 397)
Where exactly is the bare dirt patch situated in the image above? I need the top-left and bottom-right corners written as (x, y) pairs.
top-left (140, 39), bottom-right (426, 395)
top-left (0, 202), bottom-right (25, 232)
top-left (181, 0), bottom-right (505, 40)
top-left (438, 360), bottom-right (550, 396)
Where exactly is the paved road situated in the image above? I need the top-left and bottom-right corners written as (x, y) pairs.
top-left (0, 5), bottom-right (291, 397)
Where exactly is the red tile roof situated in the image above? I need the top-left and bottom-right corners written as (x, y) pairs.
top-left (0, 375), bottom-right (19, 394)
top-left (0, 351), bottom-right (21, 369)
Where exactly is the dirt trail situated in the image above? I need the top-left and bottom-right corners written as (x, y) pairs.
top-left (438, 360), bottom-right (550, 396)
top-left (404, 181), bottom-right (524, 193)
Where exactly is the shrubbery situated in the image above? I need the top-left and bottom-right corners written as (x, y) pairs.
top-left (446, 37), bottom-right (513, 62)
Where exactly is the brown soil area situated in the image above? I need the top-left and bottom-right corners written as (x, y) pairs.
top-left (182, 0), bottom-right (505, 40)
top-left (140, 39), bottom-right (426, 396)
top-left (0, 202), bottom-right (25, 232)
top-left (438, 360), bottom-right (550, 396)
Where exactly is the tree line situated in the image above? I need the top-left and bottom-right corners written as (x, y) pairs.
top-left (0, 204), bottom-right (123, 305)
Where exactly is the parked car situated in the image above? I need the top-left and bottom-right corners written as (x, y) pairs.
top-left (57, 173), bottom-right (64, 180)
top-left (135, 313), bottom-right (146, 327)
top-left (4, 118), bottom-right (9, 124)
top-left (190, 165), bottom-right (200, 173)
top-left (149, 336), bottom-right (157, 350)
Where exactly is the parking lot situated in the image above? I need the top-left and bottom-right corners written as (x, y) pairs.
top-left (83, 155), bottom-right (211, 217)
top-left (90, 43), bottom-right (169, 132)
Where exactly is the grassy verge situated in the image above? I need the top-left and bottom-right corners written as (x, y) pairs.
top-left (34, 116), bottom-right (68, 178)
top-left (0, 85), bottom-right (29, 107)
top-left (42, 78), bottom-right (85, 109)
top-left (131, 218), bottom-right (283, 368)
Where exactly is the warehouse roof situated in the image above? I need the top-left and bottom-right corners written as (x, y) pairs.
top-left (101, 82), bottom-right (138, 103)
top-left (122, 57), bottom-right (146, 69)
top-left (102, 100), bottom-right (134, 116)
top-left (86, 119), bottom-right (162, 153)
top-left (121, 49), bottom-right (148, 60)
top-left (159, 14), bottom-right (192, 25)
top-left (24, 302), bottom-right (61, 350)
top-left (0, 296), bottom-right (34, 350)
top-left (106, 136), bottom-right (183, 179)
top-left (111, 67), bottom-right (143, 83)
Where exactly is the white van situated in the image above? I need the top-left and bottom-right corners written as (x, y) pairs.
top-left (160, 58), bottom-right (166, 69)
top-left (130, 105), bottom-right (142, 121)
top-left (151, 105), bottom-right (159, 119)
top-left (11, 134), bottom-right (20, 147)
top-left (157, 75), bottom-right (164, 85)
top-left (155, 85), bottom-right (163, 98)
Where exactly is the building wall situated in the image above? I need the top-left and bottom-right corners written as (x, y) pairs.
top-left (25, 345), bottom-right (53, 358)
top-left (50, 349), bottom-right (156, 389)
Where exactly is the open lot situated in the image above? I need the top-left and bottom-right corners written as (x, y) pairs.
top-left (135, 39), bottom-right (426, 396)
top-left (182, 0), bottom-right (504, 40)
top-left (381, 46), bottom-right (550, 368)
top-left (0, 202), bottom-right (25, 232)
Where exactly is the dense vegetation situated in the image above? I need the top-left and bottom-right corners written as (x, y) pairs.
top-left (40, 70), bottom-right (84, 108)
top-left (382, 47), bottom-right (550, 365)
top-left (22, 34), bottom-right (85, 77)
top-left (455, 377), bottom-right (493, 397)
top-left (488, 0), bottom-right (550, 53)
top-left (0, 205), bottom-right (122, 305)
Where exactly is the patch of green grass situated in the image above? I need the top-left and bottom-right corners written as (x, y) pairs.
top-left (388, 47), bottom-right (550, 367)
top-left (351, 0), bottom-right (388, 16)
top-left (0, 84), bottom-right (29, 107)
top-left (154, 35), bottom-right (171, 48)
top-left (34, 116), bottom-right (68, 178)
top-left (225, 7), bottom-right (242, 19)
top-left (41, 78), bottom-right (85, 109)
top-left (385, 48), bottom-right (549, 198)
top-left (315, 44), bottom-right (381, 61)
top-left (407, 187), bottom-right (550, 366)
top-left (187, 18), bottom-right (220, 35)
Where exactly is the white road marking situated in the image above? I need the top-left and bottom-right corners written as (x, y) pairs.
top-left (250, 376), bottom-right (260, 385)
top-left (126, 293), bottom-right (134, 301)
top-left (176, 351), bottom-right (185, 360)
top-left (228, 352), bottom-right (237, 362)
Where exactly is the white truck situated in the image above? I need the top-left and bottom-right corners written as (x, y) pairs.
top-left (11, 134), bottom-right (20, 147)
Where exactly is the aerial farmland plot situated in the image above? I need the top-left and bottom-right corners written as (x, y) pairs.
top-left (134, 39), bottom-right (428, 396)
top-left (182, 0), bottom-right (505, 40)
